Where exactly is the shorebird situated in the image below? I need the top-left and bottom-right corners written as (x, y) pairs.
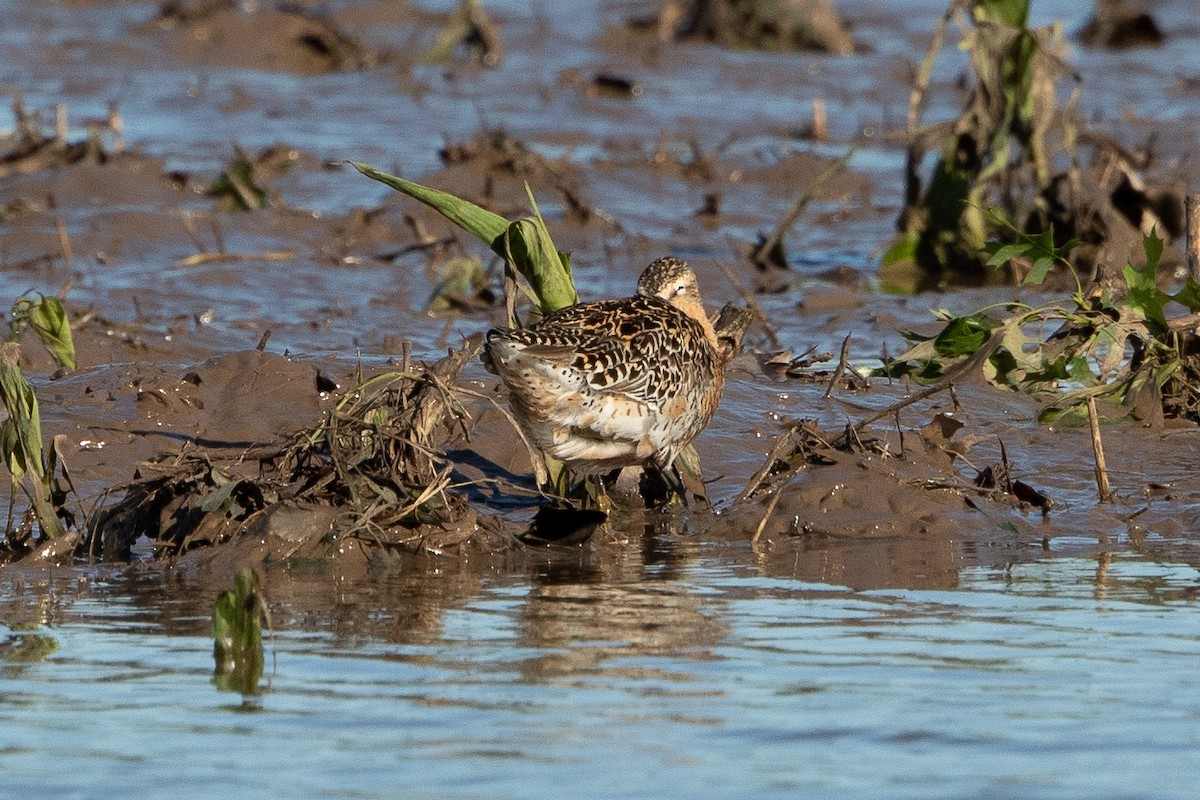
top-left (484, 257), bottom-right (724, 498)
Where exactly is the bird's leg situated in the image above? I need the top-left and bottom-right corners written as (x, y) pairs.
top-left (666, 465), bottom-right (690, 507)
top-left (643, 455), bottom-right (691, 506)
top-left (582, 474), bottom-right (613, 514)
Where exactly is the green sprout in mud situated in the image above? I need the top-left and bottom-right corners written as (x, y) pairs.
top-left (352, 161), bottom-right (579, 494)
top-left (9, 294), bottom-right (76, 370)
top-left (881, 219), bottom-right (1200, 424)
top-left (1, 295), bottom-right (77, 545)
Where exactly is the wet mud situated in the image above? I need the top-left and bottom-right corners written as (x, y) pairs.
top-left (2, 0), bottom-right (1200, 595)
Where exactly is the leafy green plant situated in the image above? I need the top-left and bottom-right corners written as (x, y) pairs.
top-left (353, 161), bottom-right (579, 493)
top-left (352, 162), bottom-right (576, 318)
top-left (212, 566), bottom-right (267, 697)
top-left (884, 0), bottom-right (1066, 291)
top-left (881, 224), bottom-right (1200, 423)
top-left (1, 344), bottom-right (67, 541)
top-left (2, 295), bottom-right (77, 546)
top-left (10, 294), bottom-right (76, 370)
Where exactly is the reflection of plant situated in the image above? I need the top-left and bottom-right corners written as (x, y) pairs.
top-left (881, 224), bottom-right (1200, 424)
top-left (212, 566), bottom-right (267, 697)
top-left (2, 295), bottom-right (77, 547)
top-left (884, 0), bottom-right (1068, 290)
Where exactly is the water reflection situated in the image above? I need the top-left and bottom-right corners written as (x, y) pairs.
top-left (1, 535), bottom-right (1199, 799)
top-left (517, 526), bottom-right (727, 683)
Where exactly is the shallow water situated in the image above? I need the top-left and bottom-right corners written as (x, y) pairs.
top-left (3, 545), bottom-right (1199, 799)
top-left (4, 1), bottom-right (1200, 796)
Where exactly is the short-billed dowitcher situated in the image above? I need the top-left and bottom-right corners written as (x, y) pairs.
top-left (484, 257), bottom-right (724, 490)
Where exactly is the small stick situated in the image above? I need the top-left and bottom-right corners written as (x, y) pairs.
top-left (179, 210), bottom-right (209, 253)
top-left (810, 98), bottom-right (827, 141)
top-left (907, 0), bottom-right (960, 134)
top-left (737, 426), bottom-right (801, 503)
top-left (1185, 193), bottom-right (1200, 284)
top-left (752, 488), bottom-right (784, 546)
top-left (715, 258), bottom-right (782, 350)
top-left (1087, 396), bottom-right (1111, 502)
top-left (176, 251), bottom-right (297, 267)
top-left (55, 217), bottom-right (74, 269)
top-left (255, 330), bottom-right (272, 352)
top-left (852, 326), bottom-right (1003, 433)
top-left (107, 102), bottom-right (124, 153)
top-left (756, 147), bottom-right (855, 265)
top-left (55, 103), bottom-right (68, 142)
top-left (209, 215), bottom-right (227, 255)
top-left (824, 332), bottom-right (852, 399)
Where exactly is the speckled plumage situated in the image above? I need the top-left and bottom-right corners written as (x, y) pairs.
top-left (484, 257), bottom-right (724, 474)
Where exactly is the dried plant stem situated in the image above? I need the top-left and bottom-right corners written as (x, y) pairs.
top-left (757, 147), bottom-right (855, 264)
top-left (824, 333), bottom-right (852, 399)
top-left (852, 328), bottom-right (1003, 433)
top-left (1186, 193), bottom-right (1200, 283)
top-left (1087, 396), bottom-right (1111, 502)
top-left (907, 0), bottom-right (961, 134)
top-left (55, 218), bottom-right (74, 269)
top-left (810, 98), bottom-right (827, 141)
top-left (738, 429), bottom-right (802, 503)
top-left (716, 259), bottom-right (781, 350)
top-left (752, 487), bottom-right (783, 546)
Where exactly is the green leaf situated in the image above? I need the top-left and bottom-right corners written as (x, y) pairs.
top-left (882, 232), bottom-right (919, 266)
top-left (981, 224), bottom-right (1079, 287)
top-left (353, 163), bottom-right (578, 316)
top-left (0, 343), bottom-right (45, 481)
top-left (1037, 403), bottom-right (1090, 426)
top-left (933, 314), bottom-right (995, 357)
top-left (972, 0), bottom-right (1030, 30)
top-left (351, 162), bottom-right (509, 248)
top-left (1024, 255), bottom-right (1055, 285)
top-left (984, 347), bottom-right (1020, 387)
top-left (1067, 356), bottom-right (1097, 385)
top-left (0, 342), bottom-right (66, 539)
top-left (1143, 229), bottom-right (1164, 272)
top-left (984, 241), bottom-right (1029, 268)
top-left (503, 219), bottom-right (577, 314)
top-left (1123, 261), bottom-right (1169, 331)
top-left (24, 297), bottom-right (76, 370)
top-left (1172, 277), bottom-right (1200, 313)
top-left (199, 479), bottom-right (242, 515)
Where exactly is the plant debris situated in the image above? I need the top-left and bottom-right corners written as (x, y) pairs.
top-left (86, 342), bottom-right (514, 561)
